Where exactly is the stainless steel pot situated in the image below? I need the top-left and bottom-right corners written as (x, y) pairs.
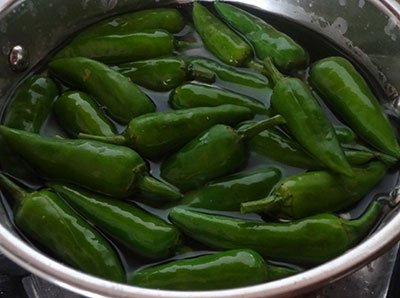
top-left (1, 0), bottom-right (400, 297)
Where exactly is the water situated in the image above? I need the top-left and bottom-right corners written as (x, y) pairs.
top-left (0, 1), bottom-right (398, 276)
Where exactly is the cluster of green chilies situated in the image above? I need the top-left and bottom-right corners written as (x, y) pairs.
top-left (0, 2), bottom-right (398, 291)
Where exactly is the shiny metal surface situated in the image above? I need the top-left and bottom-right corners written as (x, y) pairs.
top-left (8, 45), bottom-right (29, 71)
top-left (1, 0), bottom-right (400, 297)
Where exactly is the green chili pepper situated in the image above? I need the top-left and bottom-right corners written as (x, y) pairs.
top-left (247, 127), bottom-right (374, 169)
top-left (160, 115), bottom-right (285, 192)
top-left (49, 57), bottom-right (155, 124)
top-left (263, 58), bottom-right (353, 177)
top-left (53, 91), bottom-right (116, 137)
top-left (179, 166), bottom-right (281, 211)
top-left (335, 126), bottom-right (358, 144)
top-left (241, 162), bottom-right (386, 219)
top-left (128, 249), bottom-right (299, 290)
top-left (3, 75), bottom-right (59, 132)
top-left (309, 56), bottom-right (400, 159)
top-left (185, 56), bottom-right (269, 88)
top-left (170, 83), bottom-right (270, 115)
top-left (55, 29), bottom-right (175, 64)
top-left (115, 57), bottom-right (190, 91)
top-left (78, 105), bottom-right (253, 158)
top-left (0, 126), bottom-right (181, 201)
top-left (0, 75), bottom-right (58, 186)
top-left (169, 202), bottom-right (382, 264)
top-left (48, 183), bottom-right (181, 260)
top-left (193, 3), bottom-right (252, 66)
top-left (215, 3), bottom-right (308, 72)
top-left (75, 8), bottom-right (185, 40)
top-left (0, 174), bottom-right (125, 282)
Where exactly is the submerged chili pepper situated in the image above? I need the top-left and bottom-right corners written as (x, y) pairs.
top-left (215, 3), bottom-right (308, 72)
top-left (241, 162), bottom-right (386, 219)
top-left (0, 174), bottom-right (125, 282)
top-left (247, 126), bottom-right (375, 169)
top-left (115, 57), bottom-right (190, 91)
top-left (78, 105), bottom-right (253, 158)
top-left (309, 56), bottom-right (400, 159)
top-left (49, 183), bottom-right (181, 260)
top-left (179, 166), bottom-right (281, 211)
top-left (75, 8), bottom-right (185, 40)
top-left (264, 58), bottom-right (353, 176)
top-left (185, 56), bottom-right (269, 88)
top-left (193, 3), bottom-right (252, 66)
top-left (0, 75), bottom-right (58, 187)
top-left (160, 115), bottom-right (285, 192)
top-left (53, 91), bottom-right (116, 137)
top-left (0, 126), bottom-right (181, 201)
top-left (4, 75), bottom-right (59, 133)
top-left (55, 29), bottom-right (175, 64)
top-left (128, 249), bottom-right (299, 290)
top-left (169, 202), bottom-right (382, 264)
top-left (170, 83), bottom-right (270, 115)
top-left (49, 57), bottom-right (155, 124)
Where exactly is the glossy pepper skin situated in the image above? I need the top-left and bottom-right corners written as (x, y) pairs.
top-left (309, 57), bottom-right (400, 159)
top-left (129, 249), bottom-right (299, 290)
top-left (53, 91), bottom-right (116, 137)
top-left (241, 162), bottom-right (386, 219)
top-left (169, 202), bottom-right (382, 264)
top-left (0, 174), bottom-right (125, 282)
top-left (115, 57), bottom-right (189, 91)
top-left (215, 3), bottom-right (308, 72)
top-left (264, 58), bottom-right (353, 177)
top-left (0, 126), bottom-right (181, 201)
top-left (55, 29), bottom-right (175, 64)
top-left (75, 8), bottom-right (185, 40)
top-left (179, 166), bottom-right (281, 211)
top-left (185, 56), bottom-right (269, 88)
top-left (3, 75), bottom-right (59, 132)
top-left (160, 116), bottom-right (285, 192)
top-left (193, 3), bottom-right (252, 66)
top-left (170, 83), bottom-right (270, 115)
top-left (79, 105), bottom-right (253, 159)
top-left (49, 183), bottom-right (181, 260)
top-left (49, 57), bottom-right (155, 124)
top-left (247, 126), bottom-right (375, 169)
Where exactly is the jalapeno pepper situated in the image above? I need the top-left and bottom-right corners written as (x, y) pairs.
top-left (247, 126), bottom-right (375, 169)
top-left (115, 57), bottom-right (190, 91)
top-left (75, 8), bottom-right (185, 40)
top-left (55, 29), bottom-right (175, 64)
top-left (263, 58), bottom-right (353, 176)
top-left (170, 83), bottom-right (270, 115)
top-left (53, 91), bottom-right (116, 137)
top-left (0, 126), bottom-right (181, 201)
top-left (179, 166), bottom-right (281, 211)
top-left (78, 105), bottom-right (253, 158)
top-left (215, 3), bottom-right (308, 72)
top-left (49, 57), bottom-right (155, 124)
top-left (3, 75), bottom-right (59, 132)
top-left (160, 116), bottom-right (285, 192)
top-left (241, 162), bottom-right (386, 219)
top-left (185, 56), bottom-right (269, 88)
top-left (128, 249), bottom-right (299, 290)
top-left (48, 183), bottom-right (181, 260)
top-left (0, 174), bottom-right (125, 282)
top-left (169, 202), bottom-right (382, 264)
top-left (309, 56), bottom-right (400, 159)
top-left (193, 3), bottom-right (252, 66)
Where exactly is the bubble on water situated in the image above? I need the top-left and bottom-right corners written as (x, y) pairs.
top-left (384, 16), bottom-right (398, 41)
top-left (332, 17), bottom-right (348, 35)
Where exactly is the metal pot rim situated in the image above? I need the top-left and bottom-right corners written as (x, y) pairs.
top-left (1, 0), bottom-right (400, 297)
